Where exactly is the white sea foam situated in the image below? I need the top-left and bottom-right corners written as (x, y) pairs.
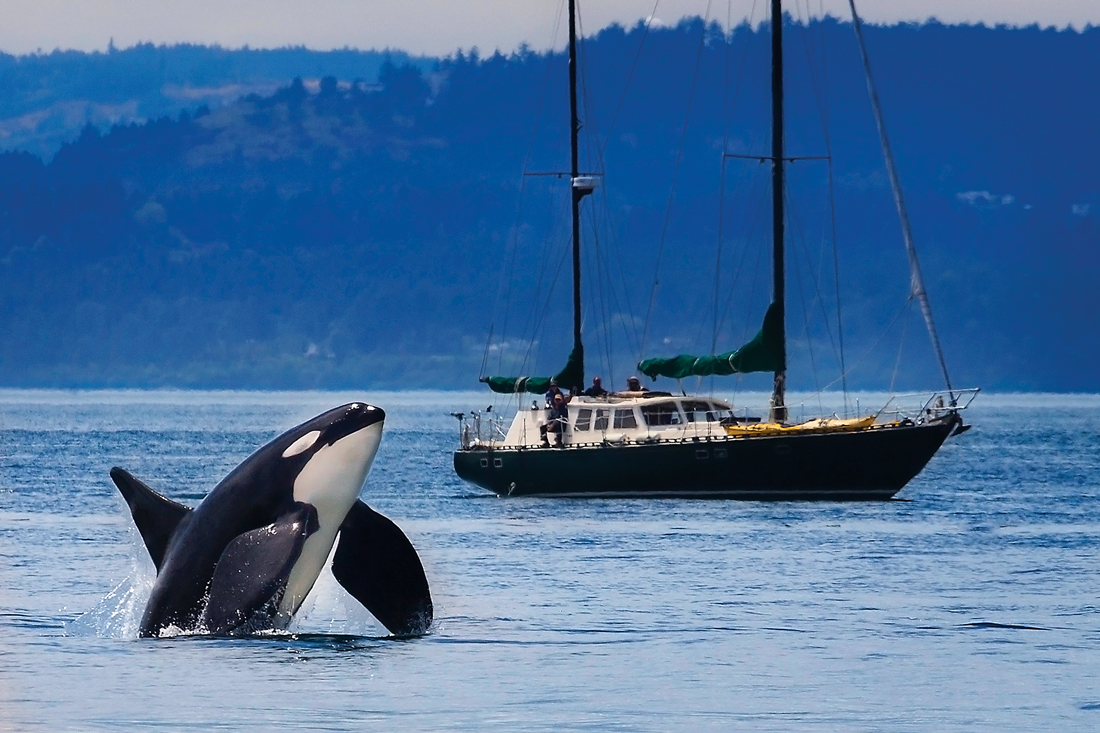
top-left (65, 561), bottom-right (154, 639)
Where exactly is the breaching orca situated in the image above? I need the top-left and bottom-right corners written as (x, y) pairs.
top-left (110, 402), bottom-right (432, 638)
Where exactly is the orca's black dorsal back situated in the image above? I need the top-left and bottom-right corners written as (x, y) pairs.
top-left (110, 467), bottom-right (192, 572)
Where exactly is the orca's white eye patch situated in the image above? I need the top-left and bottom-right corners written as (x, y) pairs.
top-left (282, 430), bottom-right (322, 458)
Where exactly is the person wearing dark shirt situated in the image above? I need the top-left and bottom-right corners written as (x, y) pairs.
top-left (583, 376), bottom-right (608, 398)
top-left (626, 375), bottom-right (648, 393)
top-left (541, 392), bottom-right (569, 447)
top-left (544, 379), bottom-right (565, 407)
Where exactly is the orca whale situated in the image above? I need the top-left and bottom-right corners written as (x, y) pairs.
top-left (110, 402), bottom-right (432, 638)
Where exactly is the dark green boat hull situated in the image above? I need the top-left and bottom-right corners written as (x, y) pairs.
top-left (453, 418), bottom-right (958, 499)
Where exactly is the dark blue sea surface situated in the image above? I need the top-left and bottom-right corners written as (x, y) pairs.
top-left (0, 390), bottom-right (1097, 730)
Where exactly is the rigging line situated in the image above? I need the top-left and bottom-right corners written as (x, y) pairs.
top-left (715, 17), bottom-right (783, 337)
top-left (592, 235), bottom-right (616, 384)
top-left (576, 2), bottom-right (643, 368)
top-left (575, 2), bottom-right (603, 178)
top-left (817, 298), bottom-right (909, 392)
top-left (714, 0), bottom-right (759, 354)
top-left (639, 0), bottom-right (714, 364)
top-left (716, 161), bottom-right (769, 337)
top-left (593, 204), bottom-right (630, 380)
top-left (602, 184), bottom-right (644, 356)
top-left (790, 205), bottom-right (824, 415)
top-left (592, 183), bottom-right (643, 358)
top-left (714, 92), bottom-right (769, 337)
top-left (783, 181), bottom-right (825, 366)
top-left (713, 19), bottom-right (773, 340)
top-left (517, 189), bottom-right (571, 371)
top-left (714, 148), bottom-right (761, 337)
top-left (584, 188), bottom-right (616, 382)
top-left (578, 2), bottom-right (623, 375)
top-left (690, 264), bottom-right (718, 353)
top-left (826, 160), bottom-right (847, 412)
top-left (581, 187), bottom-right (604, 369)
top-left (711, 49), bottom-right (776, 354)
top-left (597, 245), bottom-right (619, 382)
top-left (494, 159), bottom-right (538, 375)
top-left (740, 213), bottom-right (767, 348)
top-left (479, 323), bottom-right (494, 380)
top-left (519, 232), bottom-right (573, 376)
top-left (814, 0), bottom-right (848, 414)
top-left (849, 0), bottom-right (954, 396)
top-left (579, 101), bottom-right (644, 360)
top-left (786, 180), bottom-right (843, 371)
top-left (787, 0), bottom-right (849, 405)
top-left (516, 200), bottom-right (557, 353)
top-left (614, 249), bottom-right (644, 357)
top-left (714, 0), bottom-right (733, 355)
top-left (575, 27), bottom-right (644, 363)
top-left (574, 44), bottom-right (639, 374)
top-left (493, 0), bottom-right (567, 373)
top-left (811, 200), bottom-right (840, 371)
top-left (714, 158), bottom-right (729, 354)
top-left (597, 0), bottom-right (662, 161)
top-left (793, 0), bottom-right (830, 141)
top-left (890, 298), bottom-right (913, 394)
top-left (785, 188), bottom-right (822, 369)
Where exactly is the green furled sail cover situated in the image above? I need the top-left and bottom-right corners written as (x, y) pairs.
top-left (638, 302), bottom-right (785, 380)
top-left (482, 345), bottom-right (584, 394)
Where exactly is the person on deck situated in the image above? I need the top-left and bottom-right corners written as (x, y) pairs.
top-left (626, 376), bottom-right (649, 393)
top-left (544, 379), bottom-right (566, 407)
top-left (583, 376), bottom-right (608, 398)
top-left (541, 392), bottom-right (569, 448)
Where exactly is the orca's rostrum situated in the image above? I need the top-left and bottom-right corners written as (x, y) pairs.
top-left (112, 402), bottom-right (432, 638)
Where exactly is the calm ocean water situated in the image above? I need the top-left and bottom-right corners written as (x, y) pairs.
top-left (0, 389), bottom-right (1097, 731)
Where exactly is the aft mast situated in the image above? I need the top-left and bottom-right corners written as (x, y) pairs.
top-left (566, 0), bottom-right (592, 394)
top-left (769, 0), bottom-right (788, 423)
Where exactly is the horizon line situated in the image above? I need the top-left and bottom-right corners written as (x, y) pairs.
top-left (3, 13), bottom-right (1097, 61)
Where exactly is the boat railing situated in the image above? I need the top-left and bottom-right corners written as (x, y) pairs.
top-left (452, 407), bottom-right (508, 449)
top-left (715, 388), bottom-right (980, 428)
top-left (878, 388), bottom-right (980, 423)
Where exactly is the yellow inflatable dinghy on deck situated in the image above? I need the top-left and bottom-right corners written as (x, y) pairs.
top-left (723, 415), bottom-right (879, 437)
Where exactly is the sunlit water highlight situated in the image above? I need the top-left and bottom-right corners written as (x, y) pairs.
top-left (0, 390), bottom-right (1097, 730)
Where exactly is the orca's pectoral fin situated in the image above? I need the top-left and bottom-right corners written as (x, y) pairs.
top-left (110, 466), bottom-right (192, 572)
top-left (201, 502), bottom-right (319, 635)
top-left (333, 500), bottom-right (433, 637)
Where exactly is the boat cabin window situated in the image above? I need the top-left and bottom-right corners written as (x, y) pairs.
top-left (613, 408), bottom-right (637, 429)
top-left (682, 400), bottom-right (717, 423)
top-left (575, 408), bottom-right (592, 431)
top-left (593, 408), bottom-right (610, 431)
top-left (712, 406), bottom-right (736, 422)
top-left (641, 402), bottom-right (683, 426)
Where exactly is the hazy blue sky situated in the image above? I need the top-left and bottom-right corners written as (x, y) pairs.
top-left (3, 0), bottom-right (1097, 56)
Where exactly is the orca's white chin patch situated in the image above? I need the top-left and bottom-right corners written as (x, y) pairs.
top-left (291, 421), bottom-right (383, 508)
top-left (282, 420), bottom-right (384, 615)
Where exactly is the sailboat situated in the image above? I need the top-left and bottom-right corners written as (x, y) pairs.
top-left (452, 0), bottom-right (977, 498)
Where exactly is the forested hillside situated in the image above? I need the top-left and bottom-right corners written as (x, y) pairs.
top-left (0, 44), bottom-right (428, 158)
top-left (0, 19), bottom-right (1097, 391)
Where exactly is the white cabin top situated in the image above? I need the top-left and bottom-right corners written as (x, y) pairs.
top-left (480, 394), bottom-right (740, 449)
